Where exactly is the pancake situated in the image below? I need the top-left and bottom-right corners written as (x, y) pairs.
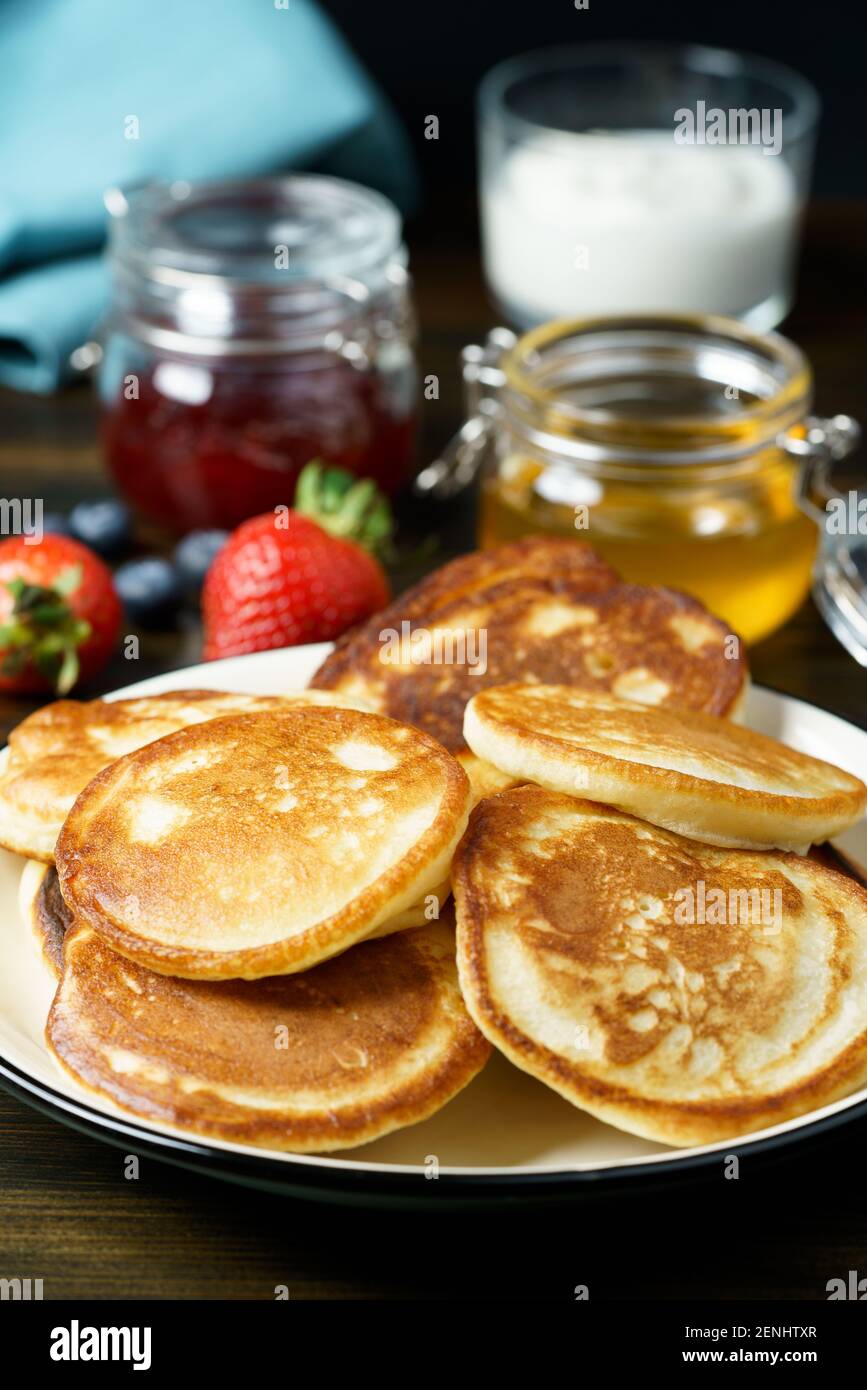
top-left (311, 539), bottom-right (748, 765)
top-left (0, 688), bottom-right (370, 863)
top-left (374, 535), bottom-right (620, 615)
top-left (56, 706), bottom-right (471, 980)
top-left (368, 878), bottom-right (452, 937)
top-left (21, 853), bottom-right (446, 967)
top-left (458, 754), bottom-right (519, 803)
top-left (453, 786), bottom-right (867, 1147)
top-left (464, 685), bottom-right (867, 851)
top-left (46, 912), bottom-right (491, 1152)
top-left (19, 860), bottom-right (70, 978)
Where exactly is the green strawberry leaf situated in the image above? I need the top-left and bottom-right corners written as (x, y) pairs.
top-left (55, 646), bottom-right (81, 696)
top-left (53, 565), bottom-right (83, 599)
top-left (294, 461), bottom-right (394, 560)
top-left (1, 648), bottom-right (28, 677)
top-left (1, 569), bottom-right (91, 693)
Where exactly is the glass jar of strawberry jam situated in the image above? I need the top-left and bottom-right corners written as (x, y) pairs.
top-left (99, 177), bottom-right (418, 533)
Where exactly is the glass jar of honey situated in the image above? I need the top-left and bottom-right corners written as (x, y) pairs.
top-left (417, 315), bottom-right (859, 643)
top-left (99, 177), bottom-right (418, 534)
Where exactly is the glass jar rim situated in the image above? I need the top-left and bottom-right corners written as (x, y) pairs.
top-left (479, 40), bottom-right (821, 149)
top-left (495, 313), bottom-right (812, 469)
top-left (105, 175), bottom-right (408, 354)
top-left (109, 174), bottom-right (404, 288)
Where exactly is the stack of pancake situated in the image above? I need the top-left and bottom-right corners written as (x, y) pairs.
top-left (311, 536), bottom-right (749, 798)
top-left (455, 685), bottom-right (867, 1144)
top-left (2, 537), bottom-right (867, 1153)
top-left (5, 692), bottom-right (487, 1151)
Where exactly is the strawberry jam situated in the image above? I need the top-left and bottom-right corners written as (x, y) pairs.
top-left (101, 354), bottom-right (416, 533)
top-left (99, 176), bottom-right (418, 534)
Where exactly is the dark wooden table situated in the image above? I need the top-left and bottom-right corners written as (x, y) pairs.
top-left (0, 202), bottom-right (865, 1301)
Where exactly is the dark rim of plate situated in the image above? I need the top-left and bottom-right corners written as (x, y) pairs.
top-left (3, 1053), bottom-right (867, 1205)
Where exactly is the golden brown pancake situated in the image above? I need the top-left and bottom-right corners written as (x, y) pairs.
top-left (311, 539), bottom-right (748, 766)
top-left (0, 688), bottom-right (369, 863)
top-left (46, 911), bottom-right (491, 1152)
top-left (19, 860), bottom-right (70, 978)
top-left (367, 879), bottom-right (452, 937)
top-left (454, 786), bottom-right (867, 1147)
top-left (21, 854), bottom-right (446, 962)
top-left (464, 685), bottom-right (867, 851)
top-left (375, 535), bottom-right (620, 615)
top-left (57, 706), bottom-right (471, 980)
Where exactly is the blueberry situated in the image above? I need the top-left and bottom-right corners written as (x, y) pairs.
top-left (114, 557), bottom-right (184, 626)
top-left (174, 529), bottom-right (229, 592)
top-left (69, 499), bottom-right (131, 557)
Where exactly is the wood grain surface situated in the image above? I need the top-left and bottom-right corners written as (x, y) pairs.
top-left (0, 201), bottom-right (865, 1300)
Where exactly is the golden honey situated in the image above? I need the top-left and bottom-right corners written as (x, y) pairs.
top-left (467, 316), bottom-right (821, 645)
top-left (479, 450), bottom-right (817, 644)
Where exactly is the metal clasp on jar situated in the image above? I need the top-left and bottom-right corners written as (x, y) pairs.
top-left (781, 414), bottom-right (863, 524)
top-left (414, 327), bottom-right (515, 499)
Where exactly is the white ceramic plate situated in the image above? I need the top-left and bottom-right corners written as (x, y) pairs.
top-left (1, 645), bottom-right (866, 1206)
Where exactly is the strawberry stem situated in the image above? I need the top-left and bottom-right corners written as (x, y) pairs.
top-left (294, 461), bottom-right (393, 558)
top-left (0, 566), bottom-right (90, 693)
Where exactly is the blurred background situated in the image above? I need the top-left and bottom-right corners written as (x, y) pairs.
top-left (323, 0), bottom-right (867, 201)
top-left (0, 0), bottom-right (864, 690)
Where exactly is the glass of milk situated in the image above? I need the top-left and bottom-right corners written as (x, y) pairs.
top-left (479, 43), bottom-right (819, 330)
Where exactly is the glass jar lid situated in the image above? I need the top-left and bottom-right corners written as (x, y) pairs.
top-left (106, 175), bottom-right (408, 354)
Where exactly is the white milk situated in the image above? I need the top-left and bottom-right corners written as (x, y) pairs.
top-left (480, 131), bottom-right (799, 327)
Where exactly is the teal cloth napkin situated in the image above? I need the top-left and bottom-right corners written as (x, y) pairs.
top-left (0, 0), bottom-right (417, 393)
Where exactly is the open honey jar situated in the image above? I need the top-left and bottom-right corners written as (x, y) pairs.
top-left (417, 316), bottom-right (860, 643)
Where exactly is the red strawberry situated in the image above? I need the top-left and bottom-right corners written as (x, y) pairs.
top-left (202, 464), bottom-right (392, 661)
top-left (0, 534), bottom-right (122, 694)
